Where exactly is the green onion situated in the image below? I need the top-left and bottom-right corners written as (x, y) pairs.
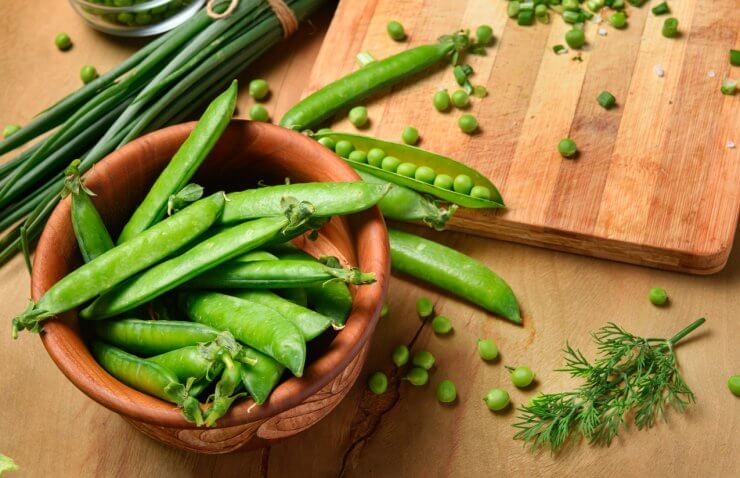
top-left (611, 0), bottom-right (625, 8)
top-left (587, 0), bottom-right (604, 12)
top-left (651, 2), bottom-right (670, 15)
top-left (562, 0), bottom-right (579, 10)
top-left (520, 1), bottom-right (535, 11)
top-left (553, 44), bottom-right (567, 54)
top-left (597, 90), bottom-right (617, 109)
top-left (730, 49), bottom-right (740, 66)
top-left (662, 17), bottom-right (679, 38)
top-left (627, 0), bottom-right (647, 6)
top-left (562, 10), bottom-right (581, 23)
top-left (518, 10), bottom-right (536, 26)
top-left (356, 51), bottom-right (376, 68)
top-left (508, 1), bottom-right (521, 18)
top-left (721, 78), bottom-right (737, 96)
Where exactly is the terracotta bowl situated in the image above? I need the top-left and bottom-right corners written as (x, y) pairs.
top-left (32, 120), bottom-right (389, 454)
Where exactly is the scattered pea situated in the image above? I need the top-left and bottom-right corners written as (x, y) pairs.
top-left (349, 106), bottom-right (369, 128)
top-left (2, 124), bottom-right (21, 139)
top-left (412, 350), bottom-right (435, 370)
top-left (249, 104), bottom-right (269, 122)
top-left (431, 315), bottom-right (452, 334)
top-left (381, 156), bottom-right (401, 172)
top-left (472, 85), bottom-right (488, 98)
top-left (476, 25), bottom-right (494, 45)
top-left (649, 287), bottom-right (668, 306)
top-left (453, 174), bottom-right (474, 194)
top-left (414, 166), bottom-right (436, 184)
top-left (728, 375), bottom-right (740, 397)
top-left (380, 302), bottom-right (389, 317)
top-left (451, 89), bottom-right (470, 108)
top-left (434, 174), bottom-right (454, 190)
top-left (80, 65), bottom-right (98, 85)
top-left (477, 339), bottom-right (499, 361)
top-left (436, 380), bottom-right (457, 403)
top-left (405, 367), bottom-right (429, 386)
top-left (248, 79), bottom-right (270, 100)
top-left (393, 345), bottom-right (409, 367)
top-left (348, 150), bottom-right (368, 163)
top-left (368, 371), bottom-right (388, 394)
top-left (335, 140), bottom-right (355, 158)
top-left (317, 137), bottom-right (335, 151)
top-left (458, 114), bottom-right (479, 134)
top-left (470, 185), bottom-right (491, 200)
top-left (387, 20), bottom-right (406, 41)
top-left (484, 388), bottom-right (510, 411)
top-left (558, 138), bottom-right (577, 158)
top-left (401, 126), bottom-right (420, 145)
top-left (416, 297), bottom-right (434, 318)
top-left (510, 366), bottom-right (535, 388)
top-left (433, 89), bottom-right (451, 112)
top-left (397, 162), bottom-right (418, 177)
top-left (609, 11), bottom-right (628, 29)
top-left (367, 147), bottom-right (386, 167)
top-left (55, 32), bottom-right (72, 51)
top-left (565, 29), bottom-right (586, 49)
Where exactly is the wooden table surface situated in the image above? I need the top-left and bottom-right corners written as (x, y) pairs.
top-left (0, 2), bottom-right (737, 477)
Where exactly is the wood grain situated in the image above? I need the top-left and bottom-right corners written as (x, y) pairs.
top-left (302, 0), bottom-right (740, 274)
top-left (0, 1), bottom-right (738, 477)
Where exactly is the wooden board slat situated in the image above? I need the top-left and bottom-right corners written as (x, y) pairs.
top-left (301, 0), bottom-right (740, 274)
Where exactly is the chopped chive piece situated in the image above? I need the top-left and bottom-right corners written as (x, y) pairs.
top-left (508, 1), bottom-right (521, 18)
top-left (587, 0), bottom-right (604, 11)
top-left (721, 78), bottom-right (737, 96)
top-left (611, 0), bottom-right (625, 7)
top-left (608, 11), bottom-right (627, 29)
top-left (730, 49), bottom-right (740, 66)
top-left (562, 0), bottom-right (579, 10)
top-left (518, 10), bottom-right (536, 26)
top-left (553, 44), bottom-right (567, 54)
top-left (651, 2), bottom-right (670, 15)
top-left (563, 10), bottom-right (581, 23)
top-left (627, 0), bottom-right (647, 6)
top-left (597, 90), bottom-right (617, 109)
top-left (582, 10), bottom-right (594, 20)
top-left (662, 17), bottom-right (679, 38)
top-left (355, 51), bottom-right (376, 68)
top-left (520, 1), bottom-right (535, 11)
top-left (453, 64), bottom-right (474, 86)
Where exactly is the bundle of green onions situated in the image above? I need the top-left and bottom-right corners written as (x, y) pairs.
top-left (0, 0), bottom-right (325, 267)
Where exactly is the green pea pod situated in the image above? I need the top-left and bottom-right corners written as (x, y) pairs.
top-left (279, 33), bottom-right (469, 130)
top-left (91, 340), bottom-right (204, 426)
top-left (314, 131), bottom-right (503, 208)
top-left (204, 355), bottom-right (247, 427)
top-left (62, 160), bottom-right (114, 263)
top-left (354, 169), bottom-right (457, 230)
top-left (81, 204), bottom-right (315, 320)
top-left (219, 182), bottom-right (389, 226)
top-left (184, 259), bottom-right (375, 289)
top-left (94, 319), bottom-right (219, 356)
top-left (388, 228), bottom-right (521, 324)
top-left (230, 290), bottom-right (332, 339)
top-left (276, 287), bottom-right (309, 307)
top-left (180, 291), bottom-right (307, 377)
top-left (12, 193), bottom-right (225, 338)
top-left (238, 346), bottom-right (284, 405)
top-left (117, 81), bottom-right (237, 244)
top-left (148, 345), bottom-right (225, 383)
top-left (233, 250), bottom-right (279, 263)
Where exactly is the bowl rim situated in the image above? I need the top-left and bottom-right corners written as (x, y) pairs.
top-left (32, 120), bottom-right (389, 429)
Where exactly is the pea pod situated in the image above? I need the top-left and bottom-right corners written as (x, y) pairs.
top-left (233, 250), bottom-right (279, 263)
top-left (93, 319), bottom-right (220, 356)
top-left (219, 182), bottom-right (388, 226)
top-left (148, 345), bottom-right (225, 383)
top-left (180, 291), bottom-right (307, 377)
top-left (314, 131), bottom-right (503, 208)
top-left (279, 33), bottom-right (470, 130)
top-left (238, 346), bottom-right (284, 405)
top-left (91, 340), bottom-right (204, 425)
top-left (117, 81), bottom-right (237, 244)
top-left (81, 205), bottom-right (315, 320)
top-left (12, 193), bottom-right (225, 338)
top-left (388, 228), bottom-right (521, 324)
top-left (276, 287), bottom-right (308, 307)
top-left (230, 290), bottom-right (333, 339)
top-left (354, 169), bottom-right (457, 230)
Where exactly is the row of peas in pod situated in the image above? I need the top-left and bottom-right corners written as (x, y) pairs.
top-left (82, 0), bottom-right (194, 27)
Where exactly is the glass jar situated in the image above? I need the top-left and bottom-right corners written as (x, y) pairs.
top-left (69, 0), bottom-right (206, 37)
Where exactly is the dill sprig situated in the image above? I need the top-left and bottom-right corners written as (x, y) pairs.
top-left (513, 318), bottom-right (705, 452)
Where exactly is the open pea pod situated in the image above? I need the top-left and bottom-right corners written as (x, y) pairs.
top-left (313, 131), bottom-right (504, 208)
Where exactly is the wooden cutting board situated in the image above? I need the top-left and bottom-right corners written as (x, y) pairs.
top-left (300, 0), bottom-right (739, 274)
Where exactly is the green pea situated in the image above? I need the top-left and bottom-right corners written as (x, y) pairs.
top-left (558, 138), bottom-right (577, 158)
top-left (134, 12), bottom-right (153, 25)
top-left (472, 85), bottom-right (488, 98)
top-left (348, 106), bottom-right (368, 128)
top-left (367, 148), bottom-right (386, 167)
top-left (436, 380), bottom-right (457, 403)
top-left (453, 174), bottom-right (473, 194)
top-left (348, 150), bottom-right (368, 163)
top-left (565, 29), bottom-right (586, 49)
top-left (249, 104), bottom-right (269, 122)
top-left (393, 345), bottom-right (409, 367)
top-left (451, 90), bottom-right (470, 108)
top-left (2, 124), bottom-right (21, 138)
top-left (649, 287), bottom-right (668, 306)
top-left (431, 315), bottom-right (452, 334)
top-left (80, 65), bottom-right (98, 85)
top-left (335, 140), bottom-right (355, 158)
top-left (381, 156), bottom-right (401, 172)
top-left (510, 366), bottom-right (535, 388)
top-left (433, 89), bottom-right (451, 112)
top-left (476, 25), bottom-right (494, 45)
top-left (248, 79), bottom-right (270, 100)
top-left (405, 367), bottom-right (429, 386)
top-left (117, 12), bottom-right (135, 24)
top-left (396, 162), bottom-right (417, 177)
top-left (484, 388), bottom-right (510, 411)
top-left (728, 375), bottom-right (740, 397)
top-left (477, 339), bottom-right (499, 361)
top-left (470, 186), bottom-right (491, 200)
top-left (368, 371), bottom-right (388, 394)
top-left (458, 114), bottom-right (478, 134)
top-left (416, 297), bottom-right (434, 318)
top-left (414, 166), bottom-right (436, 184)
top-left (387, 20), bottom-right (406, 41)
top-left (434, 174), bottom-right (454, 190)
top-left (317, 137), bottom-right (335, 151)
top-left (380, 303), bottom-right (389, 317)
top-left (402, 126), bottom-right (420, 145)
top-left (412, 350), bottom-right (435, 370)
top-left (55, 32), bottom-right (72, 51)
